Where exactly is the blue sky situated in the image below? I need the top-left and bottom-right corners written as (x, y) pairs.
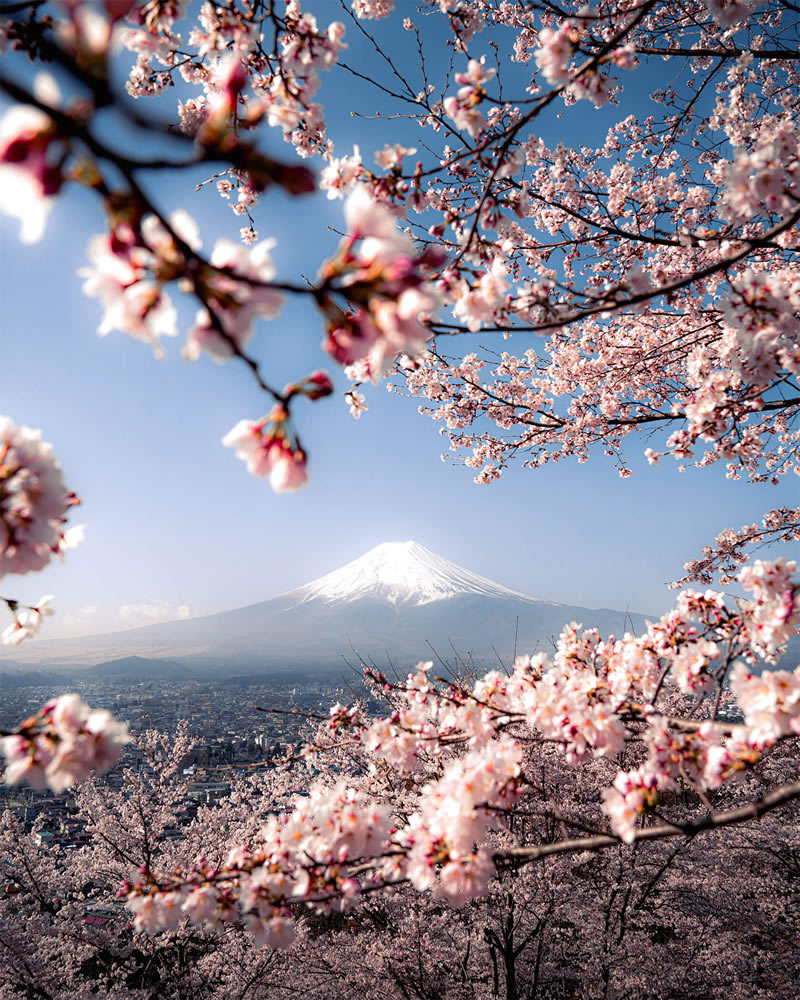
top-left (0, 7), bottom-right (797, 641)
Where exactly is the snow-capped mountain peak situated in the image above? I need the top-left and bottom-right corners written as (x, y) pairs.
top-left (286, 540), bottom-right (539, 607)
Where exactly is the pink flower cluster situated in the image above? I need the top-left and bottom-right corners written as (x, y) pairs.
top-left (601, 766), bottom-right (660, 844)
top-left (674, 507), bottom-right (800, 588)
top-left (374, 143), bottom-right (417, 172)
top-left (2, 694), bottom-right (130, 792)
top-left (400, 738), bottom-right (522, 905)
top-left (534, 22), bottom-right (577, 85)
top-left (355, 561), bottom-right (799, 780)
top-left (449, 257), bottom-right (510, 333)
top-left (729, 661), bottom-right (800, 744)
top-left (2, 594), bottom-right (54, 646)
top-left (703, 0), bottom-right (754, 27)
top-left (128, 780), bottom-right (393, 942)
top-left (738, 557), bottom-right (800, 660)
top-left (351, 0), bottom-right (394, 19)
top-left (321, 188), bottom-right (441, 379)
top-left (27, 555), bottom-right (792, 945)
top-left (0, 418), bottom-right (79, 577)
top-left (223, 406), bottom-right (309, 492)
top-left (602, 719), bottom-right (738, 842)
top-left (251, 4), bottom-right (346, 159)
top-left (718, 117), bottom-right (800, 221)
top-left (222, 372), bottom-right (331, 490)
top-left (721, 269), bottom-right (800, 390)
top-left (362, 661), bottom-right (439, 771)
top-left (443, 57), bottom-right (496, 138)
top-left (81, 210), bottom-right (201, 357)
top-left (265, 780), bottom-right (392, 867)
top-left (82, 206), bottom-right (286, 367)
top-left (533, 18), bottom-right (617, 106)
top-left (184, 237), bottom-right (284, 363)
top-left (320, 145), bottom-right (363, 199)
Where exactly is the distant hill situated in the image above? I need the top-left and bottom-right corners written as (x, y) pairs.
top-left (0, 669), bottom-right (73, 690)
top-left (86, 655), bottom-right (193, 679)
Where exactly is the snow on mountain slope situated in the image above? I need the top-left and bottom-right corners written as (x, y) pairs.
top-left (285, 540), bottom-right (545, 608)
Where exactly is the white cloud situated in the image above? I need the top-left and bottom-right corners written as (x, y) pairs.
top-left (61, 604), bottom-right (98, 626)
top-left (118, 600), bottom-right (191, 624)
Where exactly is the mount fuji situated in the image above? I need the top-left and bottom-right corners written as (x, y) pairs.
top-left (286, 540), bottom-right (540, 608)
top-left (1, 541), bottom-right (652, 674)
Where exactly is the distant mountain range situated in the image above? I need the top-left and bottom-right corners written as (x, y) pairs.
top-left (0, 655), bottom-right (192, 687)
top-left (0, 541), bottom-right (655, 680)
top-left (2, 539), bottom-right (796, 687)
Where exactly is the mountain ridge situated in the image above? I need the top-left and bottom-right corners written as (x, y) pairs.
top-left (0, 540), bottom-right (650, 671)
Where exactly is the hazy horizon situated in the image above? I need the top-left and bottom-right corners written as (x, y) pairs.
top-left (0, 539), bottom-right (644, 666)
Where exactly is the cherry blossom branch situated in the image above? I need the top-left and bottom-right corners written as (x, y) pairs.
top-left (449, 1), bottom-right (659, 265)
top-left (633, 47), bottom-right (800, 59)
top-left (432, 207), bottom-right (800, 336)
top-left (497, 779), bottom-right (800, 866)
top-left (672, 507), bottom-right (800, 587)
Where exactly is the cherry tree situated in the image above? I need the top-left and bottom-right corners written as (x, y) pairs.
top-left (2, 687), bottom-right (800, 999)
top-left (1, 0), bottom-right (800, 993)
top-left (0, 725), bottom-right (302, 999)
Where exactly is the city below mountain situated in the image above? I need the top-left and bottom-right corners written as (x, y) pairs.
top-left (2, 541), bottom-right (655, 678)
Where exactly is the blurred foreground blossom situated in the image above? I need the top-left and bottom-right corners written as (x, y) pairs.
top-left (2, 694), bottom-right (131, 792)
top-left (1, 594), bottom-right (54, 645)
top-left (0, 417), bottom-right (80, 577)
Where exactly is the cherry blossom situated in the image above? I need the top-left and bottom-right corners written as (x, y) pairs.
top-left (443, 57), bottom-right (495, 138)
top-left (534, 22), bottom-right (577, 86)
top-left (351, 0), bottom-right (394, 19)
top-left (704, 0), bottom-right (754, 28)
top-left (374, 143), bottom-right (416, 172)
top-left (319, 187), bottom-right (441, 379)
top-left (320, 145), bottom-right (363, 199)
top-left (223, 407), bottom-right (309, 492)
top-left (2, 694), bottom-right (130, 791)
top-left (80, 210), bottom-right (200, 357)
top-left (4, 719), bottom-right (800, 999)
top-left (8, 0), bottom-right (797, 560)
top-left (738, 557), bottom-right (800, 660)
top-left (0, 418), bottom-right (78, 577)
top-left (1, 594), bottom-right (54, 645)
top-left (730, 660), bottom-right (800, 743)
top-left (345, 389), bottom-right (368, 419)
top-left (0, 6), bottom-right (798, 990)
top-left (0, 86), bottom-right (63, 244)
top-left (674, 507), bottom-right (800, 588)
top-left (183, 238), bottom-right (283, 363)
top-left (80, 555), bottom-right (796, 941)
